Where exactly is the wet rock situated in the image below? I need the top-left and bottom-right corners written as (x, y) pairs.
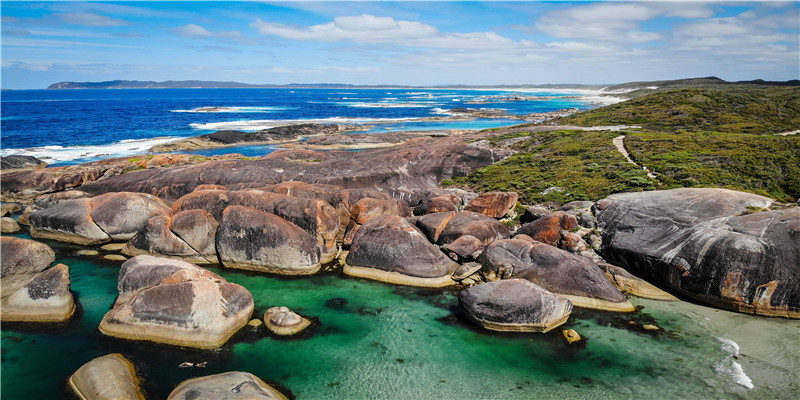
top-left (68, 353), bottom-right (144, 400)
top-left (216, 206), bottom-right (321, 275)
top-left (264, 306), bottom-right (311, 336)
top-left (562, 329), bottom-right (583, 344)
top-left (345, 215), bottom-right (459, 287)
top-left (464, 191), bottom-right (519, 219)
top-left (459, 279), bottom-right (572, 332)
top-left (596, 188), bottom-right (798, 318)
top-left (167, 371), bottom-right (288, 400)
top-left (1, 217), bottom-right (20, 233)
top-left (99, 255), bottom-right (253, 348)
top-left (343, 198), bottom-right (411, 247)
top-left (599, 263), bottom-right (678, 301)
top-left (479, 239), bottom-right (634, 312)
top-left (436, 211), bottom-right (511, 246)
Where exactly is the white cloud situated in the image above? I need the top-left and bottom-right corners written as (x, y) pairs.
top-left (676, 18), bottom-right (749, 37)
top-left (251, 14), bottom-right (525, 49)
top-left (174, 24), bottom-right (245, 39)
top-left (54, 12), bottom-right (131, 27)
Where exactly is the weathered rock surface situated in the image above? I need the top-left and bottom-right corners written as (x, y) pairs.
top-left (464, 191), bottom-right (519, 218)
top-left (264, 306), bottom-right (311, 336)
top-left (1, 202), bottom-right (23, 216)
top-left (123, 215), bottom-right (213, 264)
top-left (29, 192), bottom-right (170, 245)
top-left (459, 279), bottom-right (573, 332)
top-left (1, 155), bottom-right (48, 170)
top-left (69, 353), bottom-right (144, 400)
top-left (599, 263), bottom-right (678, 301)
top-left (436, 211), bottom-right (511, 246)
top-left (595, 188), bottom-right (799, 317)
top-left (479, 239), bottom-right (634, 312)
top-left (1, 237), bottom-right (75, 322)
top-left (99, 255), bottom-right (254, 348)
top-left (345, 215), bottom-right (459, 287)
top-left (343, 198), bottom-right (411, 247)
top-left (441, 235), bottom-right (485, 263)
top-left (282, 132), bottom-right (431, 149)
top-left (217, 206), bottom-right (321, 275)
top-left (76, 136), bottom-right (512, 201)
top-left (413, 193), bottom-right (460, 215)
top-left (1, 217), bottom-right (20, 233)
top-left (516, 211), bottom-right (578, 248)
top-left (167, 371), bottom-right (288, 400)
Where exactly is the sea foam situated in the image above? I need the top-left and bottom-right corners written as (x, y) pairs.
top-left (0, 137), bottom-right (182, 164)
top-left (190, 117), bottom-right (416, 131)
top-left (715, 337), bottom-right (753, 389)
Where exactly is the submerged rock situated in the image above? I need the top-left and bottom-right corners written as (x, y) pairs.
top-left (459, 279), bottom-right (572, 332)
top-left (479, 239), bottom-right (634, 312)
top-left (595, 188), bottom-right (799, 318)
top-left (345, 215), bottom-right (459, 287)
top-left (0, 237), bottom-right (75, 322)
top-left (264, 306), bottom-right (311, 336)
top-left (99, 255), bottom-right (254, 348)
top-left (167, 371), bottom-right (288, 400)
top-left (69, 353), bottom-right (144, 400)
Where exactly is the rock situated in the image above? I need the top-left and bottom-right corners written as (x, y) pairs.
top-left (69, 354), bottom-right (144, 400)
top-left (2, 263), bottom-right (75, 322)
top-left (343, 198), bottom-right (411, 247)
top-left (643, 324), bottom-right (661, 331)
top-left (1, 217), bottom-right (20, 233)
top-left (436, 211), bottom-right (511, 246)
top-left (170, 209), bottom-right (219, 258)
top-left (414, 194), bottom-right (460, 216)
top-left (167, 371), bottom-right (288, 400)
top-left (345, 215), bottom-right (459, 287)
top-left (414, 212), bottom-right (457, 243)
top-left (194, 184), bottom-right (229, 192)
top-left (458, 279), bottom-right (572, 332)
top-left (1, 155), bottom-right (47, 170)
top-left (1, 202), bottom-right (23, 216)
top-left (562, 329), bottom-right (583, 344)
top-left (559, 201), bottom-right (597, 229)
top-left (442, 235), bottom-right (485, 263)
top-left (217, 206), bottom-right (321, 275)
top-left (247, 319), bottom-right (263, 327)
top-left (171, 189), bottom-right (230, 221)
top-left (76, 249), bottom-right (100, 256)
top-left (596, 188), bottom-right (798, 318)
top-left (479, 239), bottom-right (634, 312)
top-left (1, 236), bottom-right (55, 295)
top-left (104, 255), bottom-right (128, 261)
top-left (264, 306), bottom-right (311, 336)
top-left (89, 192), bottom-right (171, 241)
top-left (520, 206), bottom-right (550, 224)
top-left (516, 211), bottom-right (578, 248)
top-left (124, 215), bottom-right (212, 264)
top-left (599, 263), bottom-right (678, 301)
top-left (452, 262), bottom-right (483, 281)
top-left (99, 255), bottom-right (254, 348)
top-left (33, 190), bottom-right (92, 209)
top-left (464, 191), bottom-right (519, 218)
top-left (101, 243), bottom-right (127, 252)
top-left (30, 198), bottom-right (111, 245)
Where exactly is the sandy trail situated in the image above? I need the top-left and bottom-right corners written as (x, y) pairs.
top-left (613, 135), bottom-right (657, 179)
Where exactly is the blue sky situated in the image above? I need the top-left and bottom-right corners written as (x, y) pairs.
top-left (1, 1), bottom-right (798, 89)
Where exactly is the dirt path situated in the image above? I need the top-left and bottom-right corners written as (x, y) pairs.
top-left (613, 135), bottom-right (657, 179)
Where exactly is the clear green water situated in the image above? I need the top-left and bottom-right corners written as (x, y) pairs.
top-left (2, 235), bottom-right (798, 399)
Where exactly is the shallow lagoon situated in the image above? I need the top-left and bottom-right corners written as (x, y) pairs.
top-left (1, 235), bottom-right (798, 399)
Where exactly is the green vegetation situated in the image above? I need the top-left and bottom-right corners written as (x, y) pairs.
top-left (442, 130), bottom-right (657, 204)
top-left (627, 132), bottom-right (799, 202)
top-left (554, 87), bottom-right (800, 134)
top-left (445, 85), bottom-right (800, 204)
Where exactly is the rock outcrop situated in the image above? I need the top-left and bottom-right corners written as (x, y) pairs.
top-left (264, 306), bottom-right (311, 336)
top-left (0, 155), bottom-right (47, 170)
top-left (343, 198), bottom-right (412, 247)
top-left (459, 279), bottom-right (573, 332)
top-left (0, 237), bottom-right (76, 322)
top-left (463, 191), bottom-right (518, 218)
top-left (516, 211), bottom-right (578, 248)
top-left (167, 371), bottom-right (288, 400)
top-left (29, 192), bottom-right (170, 245)
top-left (99, 255), bottom-right (254, 348)
top-left (345, 215), bottom-right (459, 287)
top-left (599, 263), bottom-right (678, 301)
top-left (69, 354), bottom-right (144, 400)
top-left (479, 239), bottom-right (634, 312)
top-left (217, 206), bottom-right (322, 275)
top-left (595, 188), bottom-right (799, 318)
top-left (436, 211), bottom-right (511, 246)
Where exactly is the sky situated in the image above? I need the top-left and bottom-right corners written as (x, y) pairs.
top-left (1, 1), bottom-right (798, 89)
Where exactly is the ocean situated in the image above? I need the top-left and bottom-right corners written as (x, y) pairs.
top-left (0, 87), bottom-right (610, 166)
top-left (1, 88), bottom-right (799, 399)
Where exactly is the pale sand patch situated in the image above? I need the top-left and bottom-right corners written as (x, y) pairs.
top-left (776, 130), bottom-right (799, 136)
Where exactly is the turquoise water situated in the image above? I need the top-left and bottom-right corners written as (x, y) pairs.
top-left (2, 233), bottom-right (798, 399)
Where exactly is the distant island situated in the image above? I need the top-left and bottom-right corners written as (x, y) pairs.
top-left (46, 77), bottom-right (799, 91)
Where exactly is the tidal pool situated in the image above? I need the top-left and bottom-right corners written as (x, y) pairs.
top-left (1, 237), bottom-right (798, 399)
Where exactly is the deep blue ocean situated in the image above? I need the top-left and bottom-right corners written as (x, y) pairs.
top-left (1, 87), bottom-right (607, 166)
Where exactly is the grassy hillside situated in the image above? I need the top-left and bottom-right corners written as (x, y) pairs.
top-left (554, 87), bottom-right (800, 134)
top-left (445, 86), bottom-right (800, 204)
